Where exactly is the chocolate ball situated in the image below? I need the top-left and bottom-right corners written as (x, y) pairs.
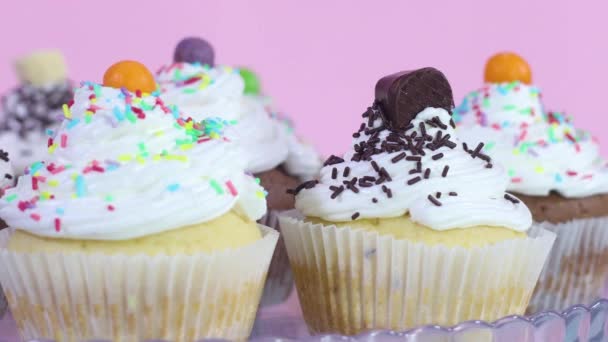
top-left (173, 37), bottom-right (215, 67)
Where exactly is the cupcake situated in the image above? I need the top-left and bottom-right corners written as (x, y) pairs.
top-left (279, 68), bottom-right (556, 335)
top-left (455, 52), bottom-right (608, 313)
top-left (0, 148), bottom-right (14, 318)
top-left (0, 61), bottom-right (278, 341)
top-left (0, 50), bottom-right (73, 173)
top-left (158, 37), bottom-right (322, 305)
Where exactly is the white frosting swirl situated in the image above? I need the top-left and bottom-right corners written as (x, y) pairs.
top-left (0, 83), bottom-right (267, 240)
top-left (157, 63), bottom-right (322, 178)
top-left (296, 107), bottom-right (532, 232)
top-left (455, 82), bottom-right (608, 197)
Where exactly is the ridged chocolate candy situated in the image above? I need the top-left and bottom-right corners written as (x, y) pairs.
top-left (375, 67), bottom-right (454, 130)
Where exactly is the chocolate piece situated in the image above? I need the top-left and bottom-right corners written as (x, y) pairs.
top-left (173, 37), bottom-right (215, 67)
top-left (256, 167), bottom-right (299, 211)
top-left (374, 68), bottom-right (454, 130)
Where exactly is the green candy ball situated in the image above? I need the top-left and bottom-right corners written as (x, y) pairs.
top-left (239, 67), bottom-right (261, 95)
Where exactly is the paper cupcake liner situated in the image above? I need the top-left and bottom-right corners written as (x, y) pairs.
top-left (0, 225), bottom-right (278, 341)
top-left (527, 216), bottom-right (608, 314)
top-left (258, 210), bottom-right (293, 306)
top-left (279, 211), bottom-right (556, 336)
top-left (0, 285), bottom-right (7, 319)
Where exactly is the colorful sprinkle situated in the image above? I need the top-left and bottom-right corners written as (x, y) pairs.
top-left (226, 181), bottom-right (238, 196)
top-left (62, 104), bottom-right (72, 119)
top-left (167, 183), bottom-right (180, 192)
top-left (209, 179), bottom-right (224, 194)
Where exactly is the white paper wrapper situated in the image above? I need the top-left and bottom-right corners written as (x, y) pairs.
top-left (0, 225), bottom-right (278, 341)
top-left (527, 216), bottom-right (608, 314)
top-left (279, 211), bottom-right (556, 336)
top-left (258, 210), bottom-right (293, 306)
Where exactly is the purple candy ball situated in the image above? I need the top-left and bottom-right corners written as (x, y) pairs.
top-left (173, 37), bottom-right (215, 67)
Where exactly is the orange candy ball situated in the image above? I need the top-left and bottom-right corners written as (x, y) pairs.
top-left (103, 60), bottom-right (156, 93)
top-left (484, 52), bottom-right (532, 85)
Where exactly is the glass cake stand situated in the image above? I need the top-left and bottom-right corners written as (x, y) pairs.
top-left (1, 292), bottom-right (607, 341)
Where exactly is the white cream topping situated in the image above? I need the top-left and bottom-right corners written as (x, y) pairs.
top-left (455, 82), bottom-right (608, 197)
top-left (0, 84), bottom-right (267, 240)
top-left (296, 107), bottom-right (532, 232)
top-left (157, 63), bottom-right (322, 178)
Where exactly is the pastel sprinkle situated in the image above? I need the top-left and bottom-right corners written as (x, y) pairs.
top-left (30, 213), bottom-right (41, 221)
top-left (54, 218), bottom-right (61, 232)
top-left (60, 134), bottom-right (68, 148)
top-left (107, 205), bottom-right (115, 211)
top-left (62, 104), bottom-right (72, 119)
top-left (555, 173), bottom-right (563, 183)
top-left (167, 183), bottom-right (180, 192)
top-left (113, 107), bottom-right (125, 122)
top-left (85, 112), bottom-right (93, 124)
top-left (75, 175), bottom-right (86, 197)
top-left (5, 194), bottom-right (17, 202)
top-left (508, 169), bottom-right (516, 177)
top-left (209, 179), bottom-right (224, 194)
top-left (125, 106), bottom-right (137, 123)
top-left (226, 181), bottom-right (238, 196)
top-left (56, 208), bottom-right (65, 215)
top-left (256, 190), bottom-right (265, 198)
top-left (118, 154), bottom-right (132, 162)
top-left (534, 166), bottom-right (545, 173)
top-left (48, 143), bottom-right (58, 154)
top-left (67, 118), bottom-right (81, 130)
top-left (511, 177), bottom-right (523, 183)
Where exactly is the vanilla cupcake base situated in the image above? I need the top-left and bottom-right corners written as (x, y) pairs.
top-left (279, 212), bottom-right (555, 335)
top-left (0, 225), bottom-right (278, 341)
top-left (527, 216), bottom-right (608, 314)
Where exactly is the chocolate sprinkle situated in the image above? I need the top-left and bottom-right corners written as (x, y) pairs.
top-left (405, 156), bottom-right (421, 162)
top-left (449, 192), bottom-right (458, 196)
top-left (407, 176), bottom-right (421, 185)
top-left (330, 185), bottom-right (345, 199)
top-left (4, 173), bottom-right (12, 180)
top-left (427, 194), bottom-right (442, 206)
top-left (424, 168), bottom-right (431, 179)
top-left (324, 155), bottom-right (345, 166)
top-left (0, 150), bottom-right (8, 162)
top-left (351, 212), bottom-right (360, 220)
top-left (372, 198), bottom-right (378, 203)
top-left (442, 165), bottom-right (449, 177)
top-left (290, 180), bottom-right (319, 195)
top-left (343, 166), bottom-right (351, 178)
top-left (486, 163), bottom-right (493, 169)
top-left (391, 152), bottom-right (406, 163)
top-left (436, 192), bottom-right (442, 198)
top-left (432, 153), bottom-right (444, 160)
top-left (331, 167), bottom-right (338, 179)
top-left (504, 193), bottom-right (520, 204)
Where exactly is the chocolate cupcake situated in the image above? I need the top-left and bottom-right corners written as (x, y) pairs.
top-left (0, 50), bottom-right (73, 173)
top-left (455, 52), bottom-right (608, 312)
top-left (157, 37), bottom-right (322, 306)
top-left (280, 68), bottom-right (555, 335)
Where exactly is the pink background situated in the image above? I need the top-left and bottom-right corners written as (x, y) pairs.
top-left (1, 0), bottom-right (607, 156)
